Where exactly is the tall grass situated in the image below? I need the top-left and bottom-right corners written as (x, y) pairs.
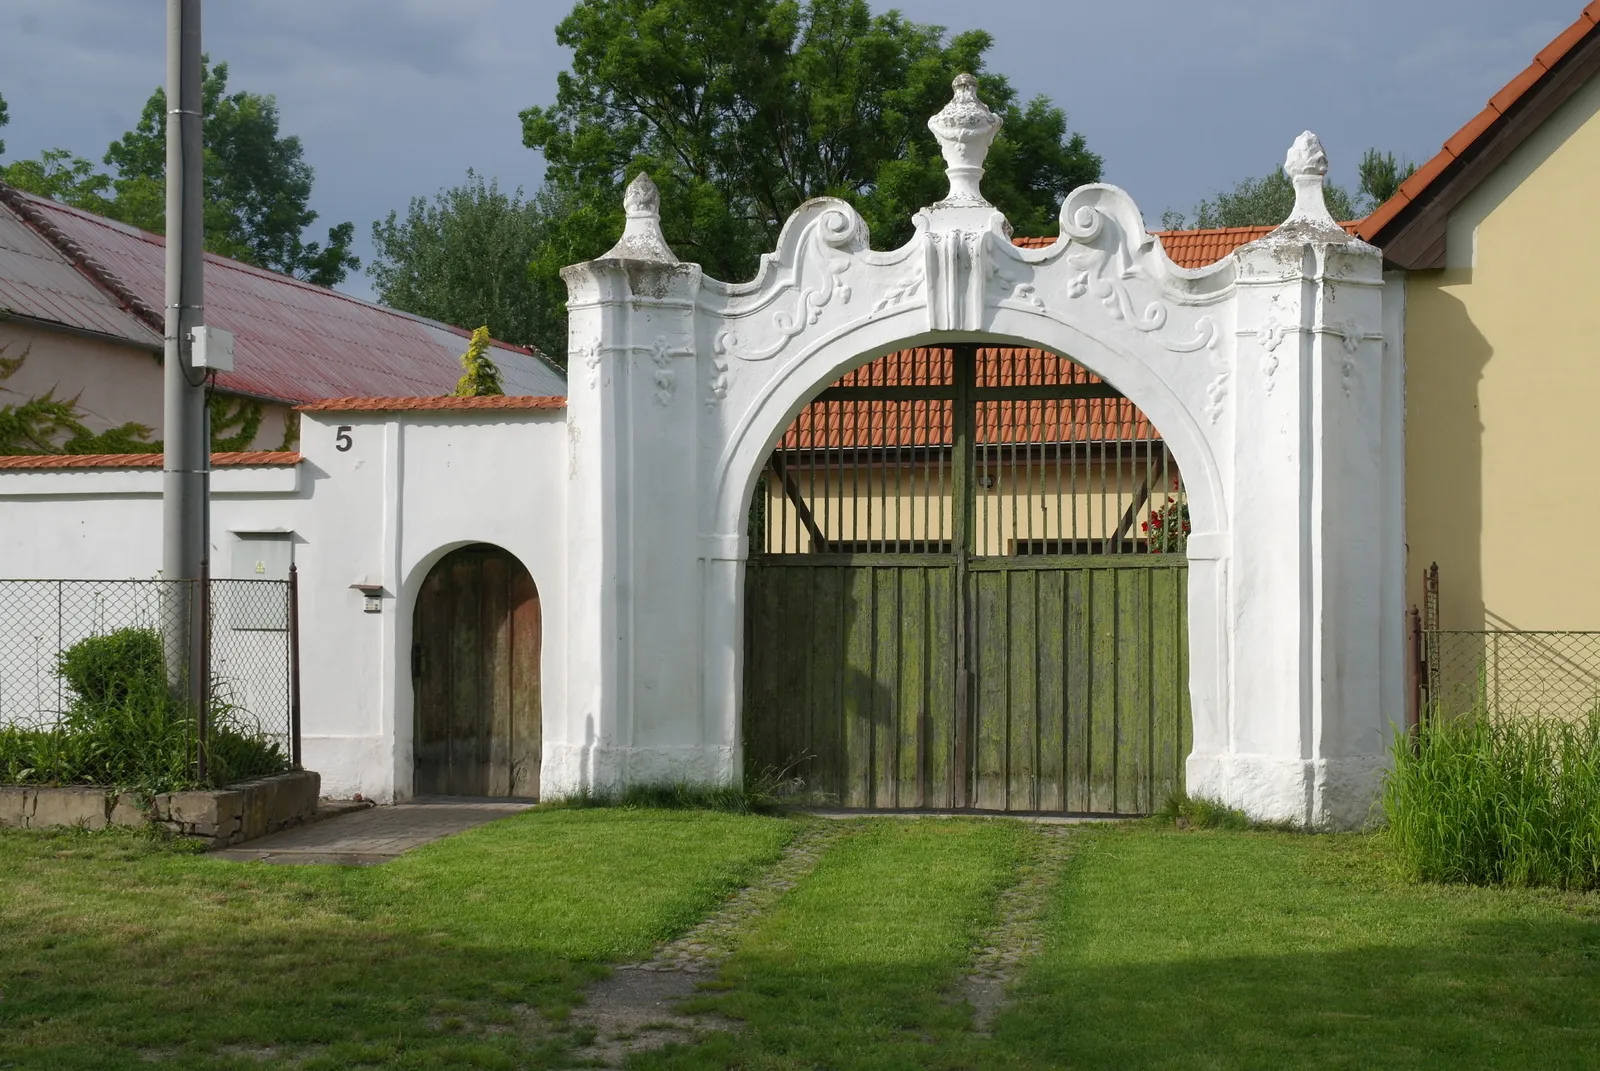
top-left (1383, 708), bottom-right (1600, 889)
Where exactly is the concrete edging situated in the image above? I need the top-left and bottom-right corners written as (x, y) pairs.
top-left (0, 769), bottom-right (321, 848)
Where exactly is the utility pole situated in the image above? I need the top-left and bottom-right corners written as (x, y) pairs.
top-left (162, 0), bottom-right (208, 728)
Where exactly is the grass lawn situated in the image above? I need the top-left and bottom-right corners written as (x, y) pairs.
top-left (0, 809), bottom-right (794, 1070)
top-left (2, 814), bottom-right (1597, 1070)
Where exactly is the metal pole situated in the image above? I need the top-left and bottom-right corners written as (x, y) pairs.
top-left (162, 0), bottom-right (207, 695)
top-left (288, 563), bottom-right (302, 769)
top-left (197, 560), bottom-right (210, 784)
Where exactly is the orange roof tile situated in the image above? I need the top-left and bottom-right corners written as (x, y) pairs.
top-left (0, 450), bottom-right (300, 470)
top-left (1012, 225), bottom-right (1359, 270)
top-left (1357, 4), bottom-right (1600, 242)
top-left (298, 395), bottom-right (568, 413)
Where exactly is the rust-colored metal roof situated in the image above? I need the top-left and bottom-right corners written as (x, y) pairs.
top-left (1012, 224), bottom-right (1361, 268)
top-left (0, 450), bottom-right (300, 470)
top-left (299, 395), bottom-right (568, 412)
top-left (1, 188), bottom-right (567, 404)
top-left (0, 191), bottom-right (162, 346)
top-left (1358, 2), bottom-right (1600, 244)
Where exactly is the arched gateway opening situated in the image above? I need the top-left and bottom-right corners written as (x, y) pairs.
top-left (412, 544), bottom-right (541, 798)
top-left (556, 75), bottom-right (1400, 828)
top-left (745, 345), bottom-right (1189, 813)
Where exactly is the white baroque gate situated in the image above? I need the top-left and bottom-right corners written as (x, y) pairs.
top-left (555, 76), bottom-right (1404, 827)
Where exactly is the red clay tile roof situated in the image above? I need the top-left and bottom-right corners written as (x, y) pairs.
top-left (782, 347), bottom-right (1158, 450)
top-left (0, 185), bottom-right (568, 403)
top-left (1011, 224), bottom-right (1360, 268)
top-left (297, 395), bottom-right (568, 413)
top-left (1357, 2), bottom-right (1600, 242)
top-left (0, 450), bottom-right (300, 470)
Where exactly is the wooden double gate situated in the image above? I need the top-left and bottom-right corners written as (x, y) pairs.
top-left (743, 345), bottom-right (1190, 814)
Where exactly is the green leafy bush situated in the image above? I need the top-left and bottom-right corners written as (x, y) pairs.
top-left (1383, 710), bottom-right (1600, 889)
top-left (0, 628), bottom-right (289, 792)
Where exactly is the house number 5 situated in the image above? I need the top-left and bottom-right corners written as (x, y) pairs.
top-left (335, 425), bottom-right (353, 452)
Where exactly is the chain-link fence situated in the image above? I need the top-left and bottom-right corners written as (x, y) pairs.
top-left (1423, 629), bottom-right (1600, 723)
top-left (0, 575), bottom-right (300, 782)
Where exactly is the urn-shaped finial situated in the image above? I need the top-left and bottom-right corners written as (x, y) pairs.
top-left (927, 73), bottom-right (1002, 207)
top-left (600, 172), bottom-right (679, 263)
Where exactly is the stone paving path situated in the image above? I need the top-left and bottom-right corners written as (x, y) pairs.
top-left (210, 798), bottom-right (535, 865)
top-left (961, 823), bottom-right (1078, 1033)
top-left (559, 820), bottom-right (851, 1069)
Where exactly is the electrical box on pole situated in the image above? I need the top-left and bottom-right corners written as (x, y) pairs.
top-left (190, 326), bottom-right (234, 371)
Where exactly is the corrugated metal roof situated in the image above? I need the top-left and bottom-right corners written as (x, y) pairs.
top-left (7, 190), bottom-right (566, 403)
top-left (0, 200), bottom-right (162, 346)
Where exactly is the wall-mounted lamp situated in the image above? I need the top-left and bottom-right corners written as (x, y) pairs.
top-left (977, 473), bottom-right (996, 489)
top-left (350, 583), bottom-right (385, 613)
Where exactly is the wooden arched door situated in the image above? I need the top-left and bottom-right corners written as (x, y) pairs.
top-left (412, 544), bottom-right (541, 798)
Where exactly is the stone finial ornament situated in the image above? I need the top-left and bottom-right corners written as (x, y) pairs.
top-left (600, 172), bottom-right (680, 263)
top-left (1281, 131), bottom-right (1337, 226)
top-left (927, 73), bottom-right (1003, 207)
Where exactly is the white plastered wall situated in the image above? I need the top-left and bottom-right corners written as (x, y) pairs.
top-left (0, 407), bottom-right (569, 802)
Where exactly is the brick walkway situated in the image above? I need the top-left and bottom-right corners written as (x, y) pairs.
top-left (210, 798), bottom-right (535, 865)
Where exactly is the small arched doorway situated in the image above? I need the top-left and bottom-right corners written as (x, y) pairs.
top-left (412, 544), bottom-right (541, 798)
top-left (744, 343), bottom-right (1189, 814)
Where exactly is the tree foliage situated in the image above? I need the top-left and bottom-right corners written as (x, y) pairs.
top-left (1, 62), bottom-right (357, 287)
top-left (516, 0), bottom-right (1102, 357)
top-left (1161, 147), bottom-right (1417, 231)
top-left (0, 91), bottom-right (8, 158)
top-left (369, 171), bottom-right (555, 349)
top-left (453, 326), bottom-right (505, 397)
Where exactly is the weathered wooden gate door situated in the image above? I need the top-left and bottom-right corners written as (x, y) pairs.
top-left (744, 345), bottom-right (1190, 814)
top-left (413, 544), bottom-right (541, 798)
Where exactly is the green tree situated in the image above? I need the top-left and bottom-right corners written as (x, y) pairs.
top-left (519, 0), bottom-right (1101, 356)
top-left (1357, 148), bottom-right (1418, 206)
top-left (0, 91), bottom-right (8, 157)
top-left (1161, 146), bottom-right (1417, 231)
top-left (2, 62), bottom-right (357, 287)
top-left (369, 171), bottom-right (553, 349)
top-left (452, 327), bottom-right (505, 397)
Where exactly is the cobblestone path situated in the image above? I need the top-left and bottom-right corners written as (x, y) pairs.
top-left (962, 823), bottom-right (1078, 1033)
top-left (560, 820), bottom-right (851, 1069)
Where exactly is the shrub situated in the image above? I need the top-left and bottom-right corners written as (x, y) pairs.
top-left (1382, 710), bottom-right (1600, 890)
top-left (55, 627), bottom-right (167, 711)
top-left (0, 628), bottom-right (291, 793)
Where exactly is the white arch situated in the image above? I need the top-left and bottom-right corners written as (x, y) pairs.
top-left (556, 88), bottom-right (1400, 827)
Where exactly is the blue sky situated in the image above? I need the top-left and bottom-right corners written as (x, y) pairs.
top-left (0, 1), bottom-right (1581, 299)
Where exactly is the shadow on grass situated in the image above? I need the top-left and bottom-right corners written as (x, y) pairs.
top-left (987, 918), bottom-right (1600, 1071)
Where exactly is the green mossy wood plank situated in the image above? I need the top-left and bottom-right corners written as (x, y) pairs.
top-left (927, 566), bottom-right (957, 808)
top-left (1150, 563), bottom-right (1184, 803)
top-left (872, 566), bottom-right (901, 808)
top-left (1089, 566), bottom-right (1119, 814)
top-left (1036, 568), bottom-right (1067, 812)
top-left (973, 569), bottom-right (1008, 811)
top-left (1065, 567), bottom-right (1092, 813)
top-left (1007, 568), bottom-right (1039, 811)
top-left (843, 566), bottom-right (876, 808)
top-left (1115, 566), bottom-right (1153, 814)
top-left (896, 567), bottom-right (929, 808)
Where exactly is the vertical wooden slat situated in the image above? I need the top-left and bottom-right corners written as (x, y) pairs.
top-left (508, 562), bottom-right (542, 799)
top-left (1007, 568), bottom-right (1038, 811)
top-left (873, 566), bottom-right (900, 807)
top-left (926, 564), bottom-right (957, 808)
top-left (483, 551), bottom-right (512, 798)
top-left (897, 567), bottom-right (929, 808)
top-left (1036, 568), bottom-right (1066, 812)
top-left (951, 346), bottom-right (974, 808)
top-left (447, 554), bottom-right (481, 797)
top-left (843, 565), bottom-right (875, 807)
top-left (1116, 566), bottom-right (1153, 813)
top-left (779, 565), bottom-right (813, 779)
top-left (414, 567), bottom-right (450, 796)
top-left (1149, 563), bottom-right (1183, 806)
top-left (973, 569), bottom-right (1008, 810)
top-left (810, 565), bottom-right (845, 802)
top-left (1065, 567), bottom-right (1091, 812)
top-left (1088, 566), bottom-right (1119, 813)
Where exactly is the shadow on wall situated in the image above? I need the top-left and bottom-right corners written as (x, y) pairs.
top-left (1407, 279), bottom-right (1490, 631)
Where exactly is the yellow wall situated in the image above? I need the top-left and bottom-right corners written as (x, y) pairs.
top-left (1405, 71), bottom-right (1600, 631)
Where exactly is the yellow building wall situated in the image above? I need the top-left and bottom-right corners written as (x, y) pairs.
top-left (1405, 72), bottom-right (1600, 631)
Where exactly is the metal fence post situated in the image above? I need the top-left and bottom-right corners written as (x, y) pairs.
top-left (288, 563), bottom-right (302, 769)
top-left (196, 563), bottom-right (210, 784)
top-left (1407, 605), bottom-right (1422, 738)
